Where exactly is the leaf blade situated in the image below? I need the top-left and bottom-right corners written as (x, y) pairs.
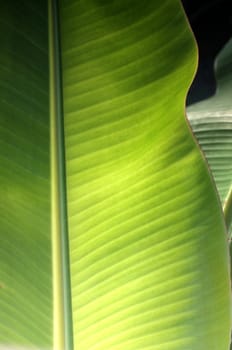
top-left (0, 1), bottom-right (52, 347)
top-left (60, 1), bottom-right (231, 349)
top-left (188, 38), bottom-right (232, 232)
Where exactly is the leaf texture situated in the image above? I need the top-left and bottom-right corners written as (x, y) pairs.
top-left (59, 1), bottom-right (231, 349)
top-left (187, 38), bottom-right (232, 231)
top-left (0, 1), bottom-right (52, 347)
top-left (0, 1), bottom-right (231, 349)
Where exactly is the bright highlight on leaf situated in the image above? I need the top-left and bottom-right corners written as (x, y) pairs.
top-left (0, 1), bottom-right (231, 350)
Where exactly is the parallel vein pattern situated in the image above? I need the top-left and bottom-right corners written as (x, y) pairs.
top-left (0, 1), bottom-right (52, 347)
top-left (60, 1), bottom-right (231, 349)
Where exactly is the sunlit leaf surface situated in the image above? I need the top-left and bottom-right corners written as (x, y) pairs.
top-left (60, 1), bottom-right (231, 349)
top-left (0, 1), bottom-right (231, 349)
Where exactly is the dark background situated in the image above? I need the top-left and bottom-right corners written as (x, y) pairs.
top-left (181, 0), bottom-right (232, 105)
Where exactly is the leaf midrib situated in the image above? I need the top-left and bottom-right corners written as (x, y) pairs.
top-left (49, 0), bottom-right (73, 348)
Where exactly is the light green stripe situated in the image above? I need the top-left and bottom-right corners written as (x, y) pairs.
top-left (48, 0), bottom-right (73, 348)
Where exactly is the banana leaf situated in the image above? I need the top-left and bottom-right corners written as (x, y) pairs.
top-left (187, 38), bottom-right (232, 233)
top-left (0, 1), bottom-right (231, 349)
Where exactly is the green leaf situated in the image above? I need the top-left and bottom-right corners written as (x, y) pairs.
top-left (0, 1), bottom-right (231, 349)
top-left (187, 38), bottom-right (232, 232)
top-left (0, 1), bottom-right (52, 348)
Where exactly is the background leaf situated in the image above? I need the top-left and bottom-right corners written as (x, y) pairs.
top-left (187, 38), bottom-right (232, 232)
